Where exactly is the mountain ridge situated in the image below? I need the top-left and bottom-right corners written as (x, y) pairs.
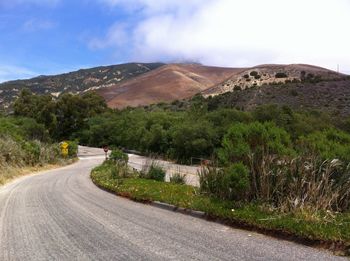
top-left (0, 62), bottom-right (346, 110)
top-left (0, 62), bottom-right (164, 109)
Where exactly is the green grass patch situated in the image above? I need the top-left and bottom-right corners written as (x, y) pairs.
top-left (91, 162), bottom-right (350, 255)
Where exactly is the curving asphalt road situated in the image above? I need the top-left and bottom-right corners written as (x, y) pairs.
top-left (0, 147), bottom-right (346, 260)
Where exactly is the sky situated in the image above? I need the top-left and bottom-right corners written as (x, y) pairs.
top-left (0, 0), bottom-right (349, 82)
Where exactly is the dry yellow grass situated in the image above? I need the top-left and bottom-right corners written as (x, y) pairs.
top-left (0, 158), bottom-right (78, 186)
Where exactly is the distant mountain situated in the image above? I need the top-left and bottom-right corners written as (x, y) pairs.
top-left (0, 62), bottom-right (347, 111)
top-left (98, 63), bottom-right (238, 109)
top-left (0, 63), bottom-right (164, 109)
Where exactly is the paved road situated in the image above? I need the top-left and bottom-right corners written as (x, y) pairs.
top-left (0, 147), bottom-right (346, 260)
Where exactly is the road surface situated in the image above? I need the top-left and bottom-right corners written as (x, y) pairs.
top-left (0, 147), bottom-right (346, 260)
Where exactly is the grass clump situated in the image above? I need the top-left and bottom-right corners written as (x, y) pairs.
top-left (169, 172), bottom-right (186, 185)
top-left (139, 159), bottom-right (166, 181)
top-left (147, 164), bottom-right (166, 181)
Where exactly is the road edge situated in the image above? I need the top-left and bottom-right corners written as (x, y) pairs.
top-left (90, 177), bottom-right (349, 257)
top-left (0, 158), bottom-right (79, 189)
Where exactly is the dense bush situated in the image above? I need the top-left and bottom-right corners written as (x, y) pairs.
top-left (298, 128), bottom-right (350, 162)
top-left (66, 140), bottom-right (78, 158)
top-left (275, 72), bottom-right (288, 78)
top-left (0, 117), bottom-right (49, 142)
top-left (146, 164), bottom-right (166, 181)
top-left (169, 122), bottom-right (215, 162)
top-left (214, 121), bottom-right (350, 212)
top-left (22, 141), bottom-right (41, 165)
top-left (109, 148), bottom-right (128, 164)
top-left (218, 122), bottom-right (295, 200)
top-left (219, 122), bottom-right (294, 165)
top-left (250, 71), bottom-right (258, 77)
top-left (199, 162), bottom-right (249, 201)
top-left (252, 105), bottom-right (332, 139)
top-left (223, 163), bottom-right (250, 200)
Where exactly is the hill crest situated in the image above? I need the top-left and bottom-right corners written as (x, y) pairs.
top-left (0, 62), bottom-right (346, 110)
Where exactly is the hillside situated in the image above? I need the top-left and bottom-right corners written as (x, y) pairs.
top-left (97, 64), bottom-right (238, 109)
top-left (205, 79), bottom-right (350, 116)
top-left (1, 62), bottom-right (347, 111)
top-left (0, 63), bottom-right (164, 109)
top-left (203, 64), bottom-right (344, 96)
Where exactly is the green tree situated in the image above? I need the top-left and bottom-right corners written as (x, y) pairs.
top-left (170, 121), bottom-right (215, 162)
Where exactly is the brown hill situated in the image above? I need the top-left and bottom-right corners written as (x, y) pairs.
top-left (1, 62), bottom-right (345, 111)
top-left (97, 64), bottom-right (239, 109)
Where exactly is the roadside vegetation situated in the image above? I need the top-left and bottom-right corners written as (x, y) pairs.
top-left (0, 117), bottom-right (77, 185)
top-left (8, 88), bottom-right (350, 254)
top-left (91, 151), bottom-right (350, 255)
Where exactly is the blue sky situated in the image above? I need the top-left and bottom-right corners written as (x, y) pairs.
top-left (1, 0), bottom-right (350, 82)
top-left (0, 0), bottom-right (132, 82)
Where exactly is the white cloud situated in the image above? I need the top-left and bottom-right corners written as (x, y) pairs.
top-left (97, 0), bottom-right (350, 72)
top-left (89, 23), bottom-right (129, 49)
top-left (0, 65), bottom-right (37, 83)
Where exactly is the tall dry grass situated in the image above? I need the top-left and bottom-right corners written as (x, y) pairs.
top-left (199, 155), bottom-right (350, 213)
top-left (0, 136), bottom-right (64, 185)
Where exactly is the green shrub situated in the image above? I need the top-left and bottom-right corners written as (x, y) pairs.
top-left (147, 164), bottom-right (166, 181)
top-left (250, 71), bottom-right (258, 77)
top-left (275, 72), bottom-right (288, 78)
top-left (218, 122), bottom-right (295, 200)
top-left (219, 121), bottom-right (294, 165)
top-left (22, 141), bottom-right (41, 165)
top-left (223, 163), bottom-right (249, 200)
top-left (110, 148), bottom-right (128, 163)
top-left (199, 163), bottom-right (249, 201)
top-left (170, 172), bottom-right (186, 184)
top-left (65, 140), bottom-right (78, 158)
top-left (298, 128), bottom-right (350, 162)
top-left (0, 117), bottom-right (49, 142)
